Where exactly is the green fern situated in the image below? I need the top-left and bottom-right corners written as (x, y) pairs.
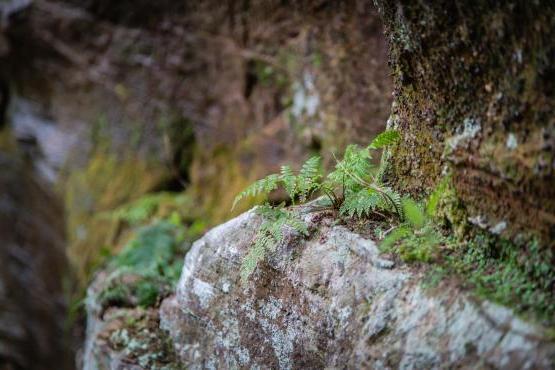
top-left (240, 204), bottom-right (308, 283)
top-left (233, 156), bottom-right (323, 209)
top-left (368, 129), bottom-right (400, 149)
top-left (340, 188), bottom-right (381, 218)
top-left (232, 174), bottom-right (280, 210)
top-left (234, 129), bottom-right (403, 283)
top-left (379, 198), bottom-right (444, 262)
top-left (327, 144), bottom-right (373, 190)
top-left (298, 156), bottom-right (322, 202)
top-left (326, 140), bottom-right (403, 218)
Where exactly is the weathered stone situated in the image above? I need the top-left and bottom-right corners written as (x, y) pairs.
top-left (160, 209), bottom-right (555, 369)
top-left (83, 270), bottom-right (182, 370)
top-left (374, 0), bottom-right (555, 244)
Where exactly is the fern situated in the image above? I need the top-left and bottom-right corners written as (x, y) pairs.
top-left (232, 174), bottom-right (280, 210)
top-left (340, 188), bottom-right (381, 218)
top-left (327, 144), bottom-right (373, 190)
top-left (326, 141), bottom-right (403, 218)
top-left (368, 129), bottom-right (400, 149)
top-left (234, 129), bottom-right (403, 283)
top-left (379, 198), bottom-right (444, 262)
top-left (279, 165), bottom-right (297, 199)
top-left (233, 156), bottom-right (324, 210)
top-left (240, 204), bottom-right (308, 283)
top-left (298, 156), bottom-right (322, 202)
top-left (378, 186), bottom-right (403, 219)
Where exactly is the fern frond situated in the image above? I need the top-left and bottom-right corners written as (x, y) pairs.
top-left (280, 165), bottom-right (297, 200)
top-left (368, 130), bottom-right (400, 149)
top-left (298, 156), bottom-right (322, 201)
top-left (299, 156), bottom-right (321, 181)
top-left (327, 145), bottom-right (373, 189)
top-left (377, 186), bottom-right (403, 218)
top-left (340, 189), bottom-right (380, 218)
top-left (283, 213), bottom-right (309, 236)
top-left (232, 174), bottom-right (279, 210)
top-left (240, 205), bottom-right (308, 283)
top-left (240, 236), bottom-right (270, 283)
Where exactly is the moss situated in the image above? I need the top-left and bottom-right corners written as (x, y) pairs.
top-left (445, 233), bottom-right (554, 326)
top-left (380, 174), bottom-right (554, 325)
top-left (376, 0), bottom-right (555, 245)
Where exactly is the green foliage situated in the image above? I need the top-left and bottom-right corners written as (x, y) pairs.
top-left (326, 143), bottom-right (403, 218)
top-left (449, 235), bottom-right (555, 325)
top-left (339, 189), bottom-right (381, 218)
top-left (234, 129), bottom-right (402, 282)
top-left (233, 155), bottom-right (322, 209)
top-left (99, 221), bottom-right (189, 309)
top-left (426, 176), bottom-right (450, 217)
top-left (380, 198), bottom-right (444, 262)
top-left (403, 198), bottom-right (425, 229)
top-left (240, 204), bottom-right (308, 283)
top-left (111, 222), bottom-right (187, 281)
top-left (368, 129), bottom-right (400, 149)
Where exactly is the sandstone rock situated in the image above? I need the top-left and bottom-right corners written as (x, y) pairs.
top-left (160, 209), bottom-right (555, 369)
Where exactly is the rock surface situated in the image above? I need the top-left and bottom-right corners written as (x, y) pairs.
top-left (156, 209), bottom-right (555, 369)
top-left (0, 151), bottom-right (71, 369)
top-left (83, 270), bottom-right (182, 370)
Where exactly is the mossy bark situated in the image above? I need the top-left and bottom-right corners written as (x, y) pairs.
top-left (375, 0), bottom-right (555, 245)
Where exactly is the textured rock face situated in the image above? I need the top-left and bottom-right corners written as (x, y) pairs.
top-left (159, 209), bottom-right (555, 369)
top-left (82, 270), bottom-right (181, 370)
top-left (374, 0), bottom-right (555, 244)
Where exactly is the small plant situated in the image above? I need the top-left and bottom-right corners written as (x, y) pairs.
top-left (233, 130), bottom-right (401, 282)
top-left (378, 177), bottom-right (452, 262)
top-left (380, 198), bottom-right (445, 262)
top-left (240, 204), bottom-right (308, 283)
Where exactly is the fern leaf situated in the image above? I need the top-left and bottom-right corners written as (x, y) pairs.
top-left (340, 189), bottom-right (380, 218)
top-left (327, 145), bottom-right (373, 189)
top-left (298, 156), bottom-right (322, 201)
top-left (369, 130), bottom-right (400, 149)
top-left (280, 165), bottom-right (297, 200)
top-left (299, 156), bottom-right (321, 181)
top-left (378, 186), bottom-right (403, 218)
top-left (241, 205), bottom-right (308, 283)
top-left (232, 174), bottom-right (279, 209)
top-left (284, 213), bottom-right (309, 236)
top-left (240, 236), bottom-right (269, 283)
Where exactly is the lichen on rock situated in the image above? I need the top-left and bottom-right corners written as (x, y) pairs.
top-left (158, 209), bottom-right (555, 369)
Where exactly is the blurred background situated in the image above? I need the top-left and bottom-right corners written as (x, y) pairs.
top-left (0, 1), bottom-right (392, 368)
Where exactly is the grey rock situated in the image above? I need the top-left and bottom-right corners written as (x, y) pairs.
top-left (160, 209), bottom-right (555, 369)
